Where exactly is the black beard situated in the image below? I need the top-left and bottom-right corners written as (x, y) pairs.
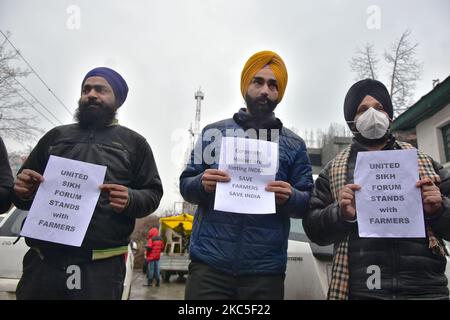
top-left (75, 99), bottom-right (116, 129)
top-left (245, 94), bottom-right (277, 119)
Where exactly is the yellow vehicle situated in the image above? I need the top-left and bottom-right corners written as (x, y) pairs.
top-left (158, 213), bottom-right (193, 282)
top-left (159, 214), bottom-right (193, 235)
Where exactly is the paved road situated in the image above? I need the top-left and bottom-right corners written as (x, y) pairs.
top-left (129, 270), bottom-right (186, 300)
top-left (0, 269), bottom-right (186, 300)
top-left (0, 291), bottom-right (15, 300)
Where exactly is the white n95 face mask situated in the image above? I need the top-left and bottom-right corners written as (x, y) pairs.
top-left (355, 107), bottom-right (390, 139)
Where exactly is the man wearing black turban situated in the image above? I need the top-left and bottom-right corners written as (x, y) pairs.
top-left (344, 79), bottom-right (394, 147)
top-left (303, 79), bottom-right (450, 300)
top-left (12, 67), bottom-right (163, 300)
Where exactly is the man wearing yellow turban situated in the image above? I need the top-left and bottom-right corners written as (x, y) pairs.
top-left (240, 50), bottom-right (288, 104)
top-left (180, 51), bottom-right (313, 300)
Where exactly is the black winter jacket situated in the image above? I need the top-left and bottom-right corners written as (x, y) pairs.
top-left (0, 137), bottom-right (13, 214)
top-left (13, 123), bottom-right (163, 250)
top-left (303, 138), bottom-right (450, 299)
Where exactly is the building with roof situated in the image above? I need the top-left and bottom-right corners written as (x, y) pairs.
top-left (392, 76), bottom-right (450, 168)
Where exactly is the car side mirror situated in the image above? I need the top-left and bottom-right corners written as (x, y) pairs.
top-left (131, 241), bottom-right (138, 252)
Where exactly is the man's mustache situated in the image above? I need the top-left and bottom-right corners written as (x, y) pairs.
top-left (80, 100), bottom-right (105, 109)
top-left (255, 96), bottom-right (270, 104)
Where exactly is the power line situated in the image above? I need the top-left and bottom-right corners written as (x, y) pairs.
top-left (0, 117), bottom-right (42, 132)
top-left (0, 29), bottom-right (73, 117)
top-left (10, 77), bottom-right (64, 125)
top-left (2, 80), bottom-right (58, 126)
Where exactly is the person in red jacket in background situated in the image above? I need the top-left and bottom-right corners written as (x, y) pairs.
top-left (144, 227), bottom-right (164, 287)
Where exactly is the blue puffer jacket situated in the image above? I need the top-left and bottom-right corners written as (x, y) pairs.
top-left (179, 109), bottom-right (313, 275)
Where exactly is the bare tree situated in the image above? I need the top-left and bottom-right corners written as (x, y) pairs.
top-left (385, 30), bottom-right (423, 116)
top-left (130, 214), bottom-right (161, 269)
top-left (349, 30), bottom-right (423, 118)
top-left (315, 129), bottom-right (324, 148)
top-left (8, 146), bottom-right (32, 174)
top-left (350, 43), bottom-right (379, 80)
top-left (0, 31), bottom-right (44, 142)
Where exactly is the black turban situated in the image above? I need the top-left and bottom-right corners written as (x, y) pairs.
top-left (343, 79), bottom-right (393, 124)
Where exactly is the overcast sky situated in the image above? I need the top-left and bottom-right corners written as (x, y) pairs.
top-left (1, 0), bottom-right (449, 211)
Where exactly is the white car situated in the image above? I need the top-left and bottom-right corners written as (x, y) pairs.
top-left (0, 207), bottom-right (136, 300)
top-left (0, 208), bottom-right (28, 294)
top-left (284, 218), bottom-right (333, 299)
top-left (122, 240), bottom-right (137, 300)
top-left (285, 218), bottom-right (450, 299)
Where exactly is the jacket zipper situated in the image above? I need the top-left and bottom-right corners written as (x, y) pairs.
top-left (89, 131), bottom-right (95, 144)
top-left (392, 239), bottom-right (397, 299)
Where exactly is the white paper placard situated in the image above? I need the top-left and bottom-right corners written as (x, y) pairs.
top-left (214, 137), bottom-right (278, 214)
top-left (354, 149), bottom-right (425, 238)
top-left (21, 155), bottom-right (107, 246)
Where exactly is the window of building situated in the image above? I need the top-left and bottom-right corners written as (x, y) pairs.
top-left (441, 123), bottom-right (450, 162)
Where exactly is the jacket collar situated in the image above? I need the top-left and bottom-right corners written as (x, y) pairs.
top-left (233, 108), bottom-right (283, 131)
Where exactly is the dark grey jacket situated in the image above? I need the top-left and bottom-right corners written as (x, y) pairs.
top-left (303, 139), bottom-right (450, 299)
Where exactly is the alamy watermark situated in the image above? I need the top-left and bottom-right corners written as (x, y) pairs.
top-left (172, 128), bottom-right (280, 169)
top-left (366, 265), bottom-right (381, 290)
top-left (66, 5), bottom-right (81, 30)
top-left (66, 264), bottom-right (81, 290)
top-left (366, 5), bottom-right (381, 30)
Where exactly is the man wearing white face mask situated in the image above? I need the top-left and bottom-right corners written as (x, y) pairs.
top-left (303, 79), bottom-right (450, 300)
top-left (355, 104), bottom-right (390, 140)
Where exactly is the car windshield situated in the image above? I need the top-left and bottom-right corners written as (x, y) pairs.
top-left (0, 208), bottom-right (28, 237)
top-left (289, 218), bottom-right (333, 260)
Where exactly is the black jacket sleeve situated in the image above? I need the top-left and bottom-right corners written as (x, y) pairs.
top-left (0, 137), bottom-right (14, 214)
top-left (123, 139), bottom-right (163, 219)
top-left (302, 162), bottom-right (353, 246)
top-left (11, 130), bottom-right (56, 210)
top-left (426, 159), bottom-right (450, 241)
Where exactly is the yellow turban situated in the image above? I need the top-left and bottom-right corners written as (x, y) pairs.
top-left (240, 50), bottom-right (288, 103)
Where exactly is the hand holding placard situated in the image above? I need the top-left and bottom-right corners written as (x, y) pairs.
top-left (338, 184), bottom-right (361, 221)
top-left (99, 184), bottom-right (130, 213)
top-left (265, 180), bottom-right (292, 205)
top-left (416, 178), bottom-right (443, 217)
top-left (201, 169), bottom-right (231, 193)
top-left (14, 169), bottom-right (44, 199)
